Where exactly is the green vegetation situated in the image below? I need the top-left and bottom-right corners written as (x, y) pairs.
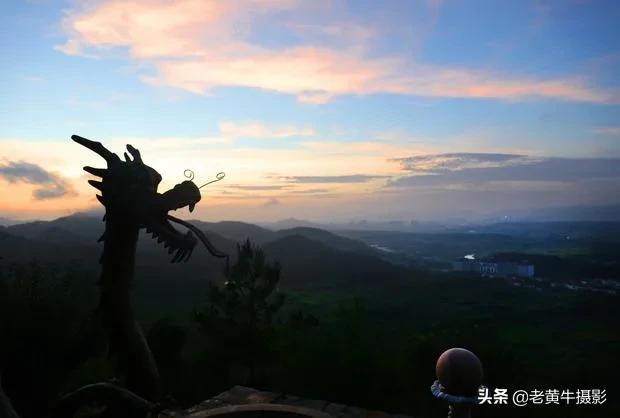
top-left (1, 218), bottom-right (619, 418)
top-left (0, 262), bottom-right (102, 417)
top-left (195, 240), bottom-right (285, 385)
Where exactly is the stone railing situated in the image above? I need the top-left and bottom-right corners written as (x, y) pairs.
top-left (430, 348), bottom-right (484, 418)
top-left (1, 348), bottom-right (484, 418)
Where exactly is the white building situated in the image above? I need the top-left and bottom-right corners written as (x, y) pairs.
top-left (452, 256), bottom-right (535, 278)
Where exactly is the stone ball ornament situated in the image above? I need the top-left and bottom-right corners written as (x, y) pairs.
top-left (436, 348), bottom-right (484, 396)
top-left (431, 348), bottom-right (485, 417)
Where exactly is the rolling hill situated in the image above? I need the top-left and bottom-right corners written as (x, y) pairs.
top-left (263, 234), bottom-right (410, 290)
top-left (6, 213), bottom-right (104, 244)
top-left (0, 213), bottom-right (408, 296)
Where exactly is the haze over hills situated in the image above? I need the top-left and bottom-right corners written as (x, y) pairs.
top-left (0, 216), bottom-right (24, 227)
top-left (447, 221), bottom-right (620, 240)
top-left (1, 211), bottom-right (619, 318)
top-left (4, 211), bottom-right (620, 262)
top-left (3, 213), bottom-right (380, 255)
top-left (0, 213), bottom-right (406, 294)
top-left (5, 214), bottom-right (104, 244)
top-left (255, 205), bottom-right (620, 232)
top-left (484, 205), bottom-right (620, 223)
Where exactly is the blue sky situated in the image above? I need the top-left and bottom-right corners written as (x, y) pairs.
top-left (0, 0), bottom-right (619, 221)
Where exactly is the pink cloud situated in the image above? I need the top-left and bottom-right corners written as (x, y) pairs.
top-left (56, 0), bottom-right (616, 104)
top-left (145, 46), bottom-right (394, 103)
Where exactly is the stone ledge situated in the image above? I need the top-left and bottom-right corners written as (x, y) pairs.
top-left (163, 386), bottom-right (414, 418)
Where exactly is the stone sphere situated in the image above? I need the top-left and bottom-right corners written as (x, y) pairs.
top-left (435, 348), bottom-right (483, 396)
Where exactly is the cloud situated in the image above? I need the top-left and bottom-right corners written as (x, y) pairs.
top-left (0, 161), bottom-right (75, 200)
top-left (263, 197), bottom-right (280, 207)
top-left (55, 0), bottom-right (617, 104)
top-left (286, 22), bottom-right (377, 45)
top-left (593, 126), bottom-right (620, 136)
top-left (219, 121), bottom-right (314, 139)
top-left (389, 153), bottom-right (620, 188)
top-left (226, 184), bottom-right (291, 191)
top-left (288, 188), bottom-right (331, 194)
top-left (2, 137), bottom-right (619, 221)
top-left (393, 152), bottom-right (532, 173)
top-left (282, 174), bottom-right (389, 184)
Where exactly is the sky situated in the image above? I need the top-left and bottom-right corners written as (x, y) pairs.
top-left (1, 0), bottom-right (619, 222)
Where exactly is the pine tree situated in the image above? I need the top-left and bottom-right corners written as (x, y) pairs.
top-left (194, 240), bottom-right (284, 385)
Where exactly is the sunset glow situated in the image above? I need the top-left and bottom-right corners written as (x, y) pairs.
top-left (1, 0), bottom-right (619, 221)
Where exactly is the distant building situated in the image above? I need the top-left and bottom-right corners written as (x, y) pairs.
top-left (452, 255), bottom-right (534, 278)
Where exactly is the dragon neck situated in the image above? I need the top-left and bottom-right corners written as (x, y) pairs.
top-left (97, 217), bottom-right (163, 401)
top-left (99, 218), bottom-right (140, 304)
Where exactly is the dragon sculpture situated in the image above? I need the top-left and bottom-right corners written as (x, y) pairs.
top-left (71, 134), bottom-right (227, 403)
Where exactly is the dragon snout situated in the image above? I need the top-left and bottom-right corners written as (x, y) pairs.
top-left (160, 180), bottom-right (202, 213)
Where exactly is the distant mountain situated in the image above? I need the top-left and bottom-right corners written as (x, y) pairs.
top-left (273, 227), bottom-right (376, 256)
top-left (340, 229), bottom-right (534, 263)
top-left (1, 214), bottom-right (407, 292)
top-left (187, 221), bottom-right (381, 257)
top-left (6, 213), bottom-right (103, 244)
top-left (338, 219), bottom-right (451, 232)
top-left (486, 205), bottom-right (620, 222)
top-left (262, 218), bottom-right (324, 230)
top-left (4, 214), bottom-right (381, 255)
top-left (264, 218), bottom-right (452, 233)
top-left (0, 227), bottom-right (99, 263)
top-left (190, 220), bottom-right (277, 244)
top-left (450, 221), bottom-right (620, 241)
top-left (0, 216), bottom-right (22, 226)
top-left (264, 206), bottom-right (620, 231)
top-left (262, 235), bottom-right (410, 290)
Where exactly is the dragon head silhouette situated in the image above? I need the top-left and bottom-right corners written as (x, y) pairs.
top-left (73, 134), bottom-right (227, 263)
